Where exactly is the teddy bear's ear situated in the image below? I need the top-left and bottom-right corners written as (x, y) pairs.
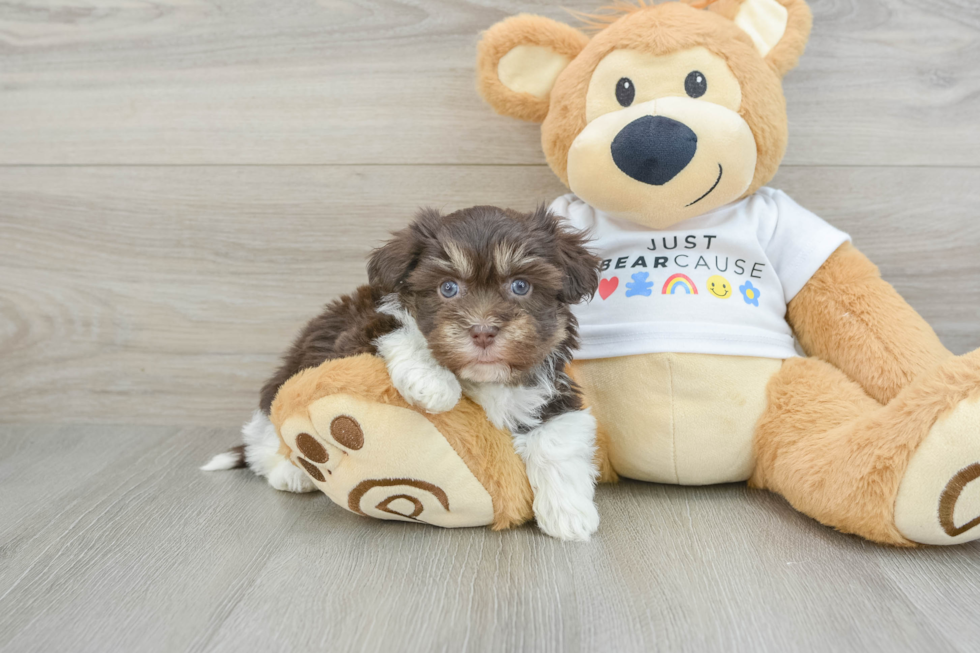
top-left (476, 15), bottom-right (590, 123)
top-left (710, 0), bottom-right (812, 77)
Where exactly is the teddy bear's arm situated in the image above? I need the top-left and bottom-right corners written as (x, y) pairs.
top-left (786, 242), bottom-right (952, 405)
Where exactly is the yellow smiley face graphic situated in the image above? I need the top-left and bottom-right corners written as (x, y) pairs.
top-left (707, 275), bottom-right (732, 299)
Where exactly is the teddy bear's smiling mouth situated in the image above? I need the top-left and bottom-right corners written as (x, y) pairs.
top-left (686, 163), bottom-right (723, 207)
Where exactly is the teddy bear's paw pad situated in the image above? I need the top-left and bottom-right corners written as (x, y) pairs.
top-left (895, 397), bottom-right (980, 545)
top-left (327, 415), bottom-right (364, 450)
top-left (279, 413), bottom-right (343, 484)
top-left (286, 393), bottom-right (494, 528)
top-left (348, 478), bottom-right (451, 522)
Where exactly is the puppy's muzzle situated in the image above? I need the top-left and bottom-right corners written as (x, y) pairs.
top-left (611, 115), bottom-right (698, 186)
top-left (469, 325), bottom-right (499, 349)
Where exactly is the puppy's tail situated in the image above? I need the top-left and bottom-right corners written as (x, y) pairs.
top-left (201, 444), bottom-right (247, 471)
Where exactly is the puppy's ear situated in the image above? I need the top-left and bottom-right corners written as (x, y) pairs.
top-left (529, 206), bottom-right (600, 304)
top-left (368, 208), bottom-right (441, 293)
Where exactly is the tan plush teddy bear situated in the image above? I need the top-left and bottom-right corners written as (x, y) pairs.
top-left (267, 0), bottom-right (979, 546)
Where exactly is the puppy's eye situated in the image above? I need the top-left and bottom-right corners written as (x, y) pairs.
top-left (685, 71), bottom-right (707, 98)
top-left (510, 279), bottom-right (530, 296)
top-left (616, 78), bottom-right (635, 107)
top-left (439, 281), bottom-right (459, 298)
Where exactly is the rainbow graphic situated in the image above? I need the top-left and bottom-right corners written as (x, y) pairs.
top-left (662, 273), bottom-right (698, 295)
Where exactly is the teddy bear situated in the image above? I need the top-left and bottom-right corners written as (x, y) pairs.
top-left (266, 0), bottom-right (980, 546)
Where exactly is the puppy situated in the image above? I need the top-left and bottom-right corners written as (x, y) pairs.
top-left (204, 205), bottom-right (603, 541)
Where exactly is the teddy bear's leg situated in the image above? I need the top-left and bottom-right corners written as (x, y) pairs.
top-left (270, 354), bottom-right (534, 531)
top-left (751, 351), bottom-right (980, 546)
top-left (566, 361), bottom-right (619, 484)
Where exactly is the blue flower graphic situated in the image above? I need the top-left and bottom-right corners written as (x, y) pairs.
top-left (625, 271), bottom-right (653, 297)
top-left (739, 281), bottom-right (761, 307)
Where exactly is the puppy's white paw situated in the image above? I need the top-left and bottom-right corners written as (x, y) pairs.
top-left (267, 457), bottom-right (318, 493)
top-left (374, 297), bottom-right (462, 414)
top-left (532, 484), bottom-right (600, 542)
top-left (395, 368), bottom-right (463, 414)
top-left (512, 409), bottom-right (601, 542)
top-left (241, 410), bottom-right (317, 493)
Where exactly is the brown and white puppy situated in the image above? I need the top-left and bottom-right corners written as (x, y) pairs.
top-left (205, 206), bottom-right (604, 541)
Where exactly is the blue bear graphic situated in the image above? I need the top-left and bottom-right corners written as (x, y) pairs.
top-left (625, 271), bottom-right (654, 297)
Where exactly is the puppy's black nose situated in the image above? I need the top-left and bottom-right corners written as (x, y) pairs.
top-left (470, 325), bottom-right (499, 349)
top-left (611, 115), bottom-right (698, 186)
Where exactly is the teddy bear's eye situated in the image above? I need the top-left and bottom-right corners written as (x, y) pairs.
top-left (685, 71), bottom-right (707, 98)
top-left (616, 77), bottom-right (635, 107)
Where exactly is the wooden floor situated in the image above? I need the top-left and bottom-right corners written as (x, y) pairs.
top-left (2, 424), bottom-right (979, 653)
top-left (2, 0), bottom-right (980, 651)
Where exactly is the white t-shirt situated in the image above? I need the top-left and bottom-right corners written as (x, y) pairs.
top-left (549, 188), bottom-right (850, 360)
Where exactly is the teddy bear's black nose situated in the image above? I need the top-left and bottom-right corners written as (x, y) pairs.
top-left (611, 115), bottom-right (698, 186)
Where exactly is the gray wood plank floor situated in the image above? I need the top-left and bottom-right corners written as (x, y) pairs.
top-left (1, 424), bottom-right (978, 653)
top-left (2, 0), bottom-right (979, 651)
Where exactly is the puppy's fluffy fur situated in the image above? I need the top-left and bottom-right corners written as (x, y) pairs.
top-left (205, 206), bottom-right (604, 541)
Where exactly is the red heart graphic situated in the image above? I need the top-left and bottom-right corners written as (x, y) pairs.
top-left (599, 277), bottom-right (619, 300)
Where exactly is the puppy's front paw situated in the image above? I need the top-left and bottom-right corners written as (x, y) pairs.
top-left (375, 315), bottom-right (462, 414)
top-left (267, 457), bottom-right (318, 493)
top-left (391, 366), bottom-right (462, 414)
top-left (514, 409), bottom-right (601, 542)
top-left (532, 484), bottom-right (600, 542)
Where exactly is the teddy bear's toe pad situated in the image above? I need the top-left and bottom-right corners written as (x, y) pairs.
top-left (895, 397), bottom-right (980, 545)
top-left (279, 393), bottom-right (495, 528)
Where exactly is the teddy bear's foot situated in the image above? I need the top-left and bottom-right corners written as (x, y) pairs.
top-left (895, 396), bottom-right (980, 545)
top-left (752, 351), bottom-right (980, 546)
top-left (277, 392), bottom-right (496, 528)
